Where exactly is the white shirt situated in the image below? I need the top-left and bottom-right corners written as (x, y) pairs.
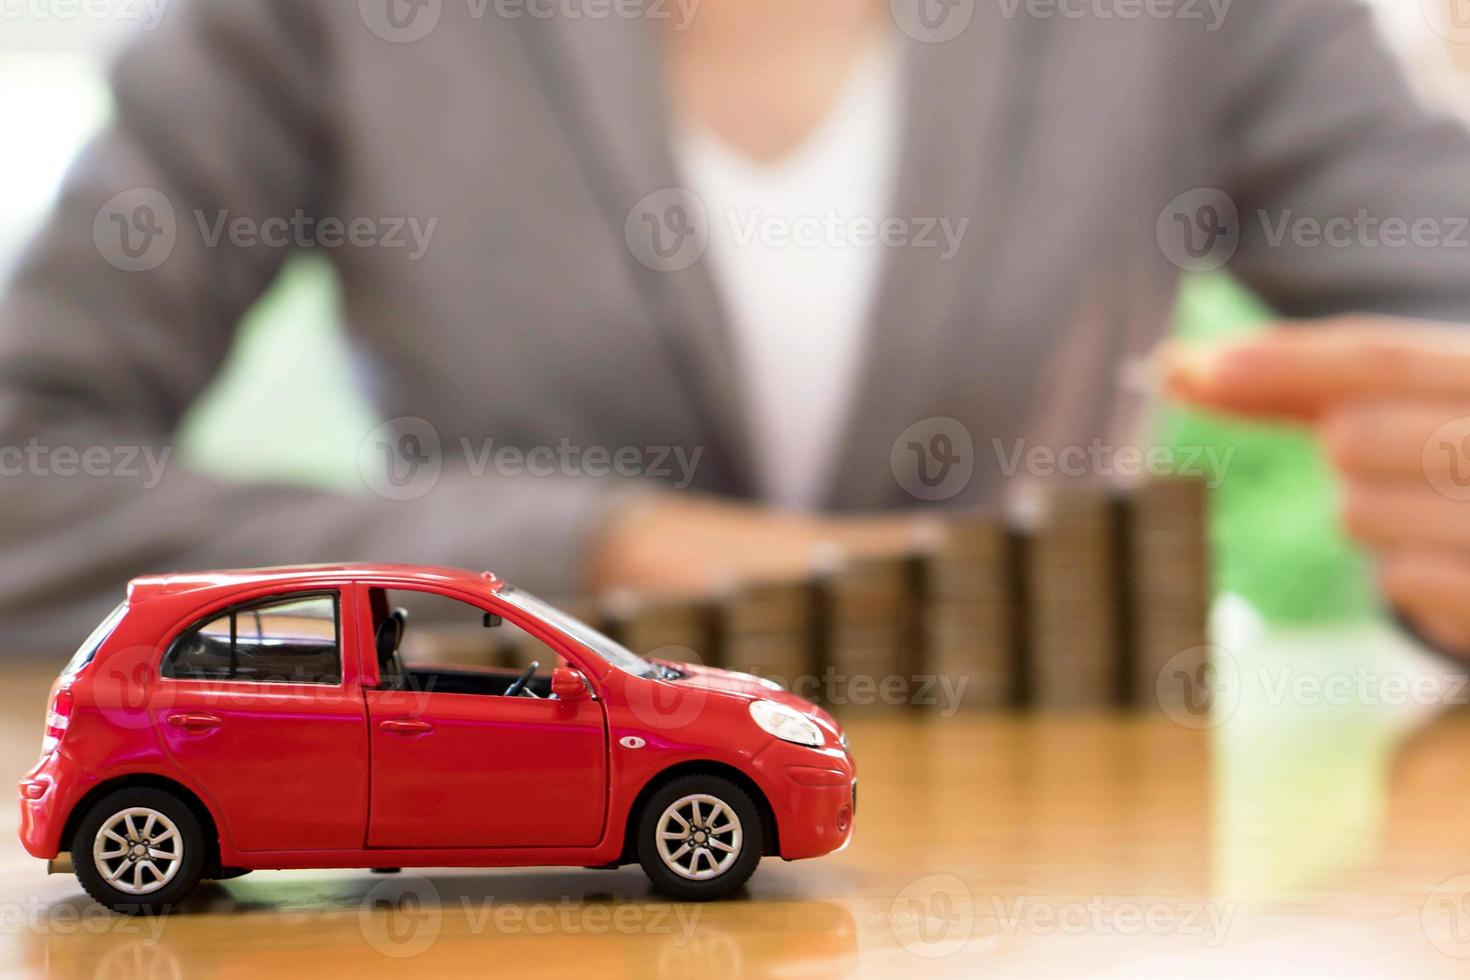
top-left (675, 38), bottom-right (904, 512)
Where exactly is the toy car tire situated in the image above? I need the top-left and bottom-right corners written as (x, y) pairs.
top-left (636, 775), bottom-right (762, 901)
top-left (72, 788), bottom-right (206, 915)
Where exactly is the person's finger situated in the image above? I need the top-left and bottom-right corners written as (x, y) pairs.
top-left (1340, 481), bottom-right (1470, 553)
top-left (1322, 403), bottom-right (1470, 483)
top-left (1161, 319), bottom-right (1470, 421)
top-left (1379, 551), bottom-right (1470, 659)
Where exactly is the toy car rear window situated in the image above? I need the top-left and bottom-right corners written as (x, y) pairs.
top-left (62, 601), bottom-right (127, 677)
top-left (162, 592), bottom-right (342, 685)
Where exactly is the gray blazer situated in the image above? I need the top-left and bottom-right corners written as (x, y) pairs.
top-left (2, 0), bottom-right (1469, 647)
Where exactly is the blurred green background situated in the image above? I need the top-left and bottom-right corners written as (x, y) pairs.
top-left (176, 259), bottom-right (1372, 624)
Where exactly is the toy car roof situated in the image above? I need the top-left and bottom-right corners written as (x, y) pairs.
top-left (125, 563), bottom-right (505, 604)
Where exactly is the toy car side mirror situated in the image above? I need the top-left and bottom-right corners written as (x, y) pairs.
top-left (551, 667), bottom-right (590, 701)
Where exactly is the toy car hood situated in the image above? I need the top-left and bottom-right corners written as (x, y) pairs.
top-left (656, 661), bottom-right (839, 723)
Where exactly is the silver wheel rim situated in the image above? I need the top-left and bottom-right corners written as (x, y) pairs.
top-left (92, 807), bottom-right (183, 896)
top-left (655, 794), bottom-right (742, 881)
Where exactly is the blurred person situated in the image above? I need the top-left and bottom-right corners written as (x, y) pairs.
top-left (2, 0), bottom-right (1470, 652)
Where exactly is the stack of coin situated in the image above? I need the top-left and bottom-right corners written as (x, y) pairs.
top-left (601, 595), bottom-right (717, 667)
top-left (716, 582), bottom-right (818, 690)
top-left (821, 556), bottom-right (921, 712)
top-left (924, 514), bottom-right (1018, 709)
top-left (1022, 485), bottom-right (1122, 707)
top-left (1126, 476), bottom-right (1211, 712)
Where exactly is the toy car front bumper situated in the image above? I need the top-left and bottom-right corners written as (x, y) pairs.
top-left (778, 766), bottom-right (856, 859)
top-left (752, 738), bottom-right (856, 861)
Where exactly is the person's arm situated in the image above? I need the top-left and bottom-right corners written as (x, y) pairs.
top-left (0, 0), bottom-right (637, 650)
top-left (1194, 0), bottom-right (1470, 320)
top-left (0, 0), bottom-right (932, 650)
top-left (1152, 3), bottom-right (1470, 658)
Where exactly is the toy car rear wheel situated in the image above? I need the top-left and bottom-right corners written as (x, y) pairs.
top-left (72, 788), bottom-right (206, 915)
top-left (636, 775), bottom-right (762, 901)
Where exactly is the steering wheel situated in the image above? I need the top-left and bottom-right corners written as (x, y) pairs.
top-left (504, 661), bottom-right (540, 698)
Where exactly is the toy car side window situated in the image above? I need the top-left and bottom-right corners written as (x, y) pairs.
top-left (371, 587), bottom-right (558, 697)
top-left (162, 592), bottom-right (342, 685)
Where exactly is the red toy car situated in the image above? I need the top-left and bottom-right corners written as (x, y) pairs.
top-left (19, 564), bottom-right (855, 913)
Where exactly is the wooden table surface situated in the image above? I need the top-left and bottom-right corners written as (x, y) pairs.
top-left (3, 618), bottom-right (1470, 979)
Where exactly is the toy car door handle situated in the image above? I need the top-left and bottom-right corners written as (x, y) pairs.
top-left (166, 712), bottom-right (221, 732)
top-left (379, 719), bottom-right (434, 736)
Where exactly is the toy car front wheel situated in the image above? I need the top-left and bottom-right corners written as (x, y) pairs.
top-left (72, 788), bottom-right (205, 915)
top-left (636, 775), bottom-right (762, 901)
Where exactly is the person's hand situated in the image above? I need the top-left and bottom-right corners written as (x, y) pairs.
top-left (587, 493), bottom-right (939, 599)
top-left (1162, 318), bottom-right (1470, 657)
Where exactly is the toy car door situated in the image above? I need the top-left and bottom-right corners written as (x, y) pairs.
top-left (152, 589), bottom-right (370, 852)
top-left (359, 585), bottom-right (609, 848)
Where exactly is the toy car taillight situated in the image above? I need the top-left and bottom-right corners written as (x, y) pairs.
top-left (42, 689), bottom-right (73, 755)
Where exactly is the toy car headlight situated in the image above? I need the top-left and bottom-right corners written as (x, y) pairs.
top-left (749, 700), bottom-right (823, 747)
